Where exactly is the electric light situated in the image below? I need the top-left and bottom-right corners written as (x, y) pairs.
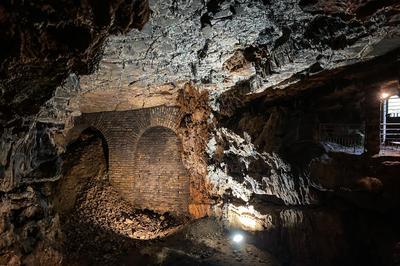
top-left (381, 92), bottom-right (389, 99)
top-left (232, 233), bottom-right (244, 243)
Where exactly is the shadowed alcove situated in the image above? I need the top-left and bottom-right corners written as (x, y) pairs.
top-left (53, 127), bottom-right (109, 214)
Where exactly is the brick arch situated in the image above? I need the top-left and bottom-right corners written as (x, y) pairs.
top-left (67, 113), bottom-right (112, 146)
top-left (131, 125), bottom-right (189, 215)
top-left (133, 105), bottom-right (183, 141)
top-left (65, 124), bottom-right (110, 170)
top-left (61, 106), bottom-right (190, 216)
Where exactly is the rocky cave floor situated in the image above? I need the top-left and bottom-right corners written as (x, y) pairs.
top-left (61, 180), bottom-right (279, 266)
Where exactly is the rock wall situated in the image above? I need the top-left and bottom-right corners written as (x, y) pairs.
top-left (214, 78), bottom-right (400, 266)
top-left (0, 185), bottom-right (63, 265)
top-left (0, 0), bottom-right (149, 124)
top-left (207, 127), bottom-right (316, 205)
top-left (0, 1), bottom-right (150, 263)
top-left (176, 84), bottom-right (213, 218)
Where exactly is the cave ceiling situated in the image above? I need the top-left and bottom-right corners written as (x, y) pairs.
top-left (77, 0), bottom-right (400, 112)
top-left (0, 0), bottom-right (150, 126)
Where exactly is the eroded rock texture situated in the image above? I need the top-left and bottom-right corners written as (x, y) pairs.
top-left (0, 0), bottom-right (150, 191)
top-left (0, 0), bottom-right (149, 122)
top-left (0, 1), bottom-right (150, 264)
top-left (80, 0), bottom-right (399, 97)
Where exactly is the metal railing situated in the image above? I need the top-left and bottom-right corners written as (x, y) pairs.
top-left (380, 122), bottom-right (400, 154)
top-left (388, 113), bottom-right (400, 118)
top-left (318, 123), bottom-right (365, 154)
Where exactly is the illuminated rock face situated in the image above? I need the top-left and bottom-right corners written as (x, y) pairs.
top-left (0, 0), bottom-right (150, 123)
top-left (207, 127), bottom-right (315, 205)
top-left (80, 0), bottom-right (400, 98)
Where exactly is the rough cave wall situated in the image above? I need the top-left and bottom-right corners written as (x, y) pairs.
top-left (79, 0), bottom-right (400, 100)
top-left (132, 126), bottom-right (189, 215)
top-left (0, 0), bottom-right (149, 125)
top-left (0, 8), bottom-right (151, 262)
top-left (176, 85), bottom-right (213, 218)
top-left (213, 78), bottom-right (400, 266)
top-left (74, 0), bottom-right (400, 215)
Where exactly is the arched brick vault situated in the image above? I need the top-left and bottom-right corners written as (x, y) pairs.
top-left (69, 105), bottom-right (188, 214)
top-left (132, 126), bottom-right (189, 215)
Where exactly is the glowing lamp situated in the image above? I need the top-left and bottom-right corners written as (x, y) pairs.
top-left (381, 92), bottom-right (389, 99)
top-left (232, 233), bottom-right (244, 243)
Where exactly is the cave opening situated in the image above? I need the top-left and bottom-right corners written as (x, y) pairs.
top-left (54, 126), bottom-right (109, 214)
top-left (380, 94), bottom-right (400, 156)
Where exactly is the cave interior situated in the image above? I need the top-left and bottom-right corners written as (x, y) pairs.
top-left (0, 0), bottom-right (400, 266)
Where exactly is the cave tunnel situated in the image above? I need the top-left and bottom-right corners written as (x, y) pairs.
top-left (1, 1), bottom-right (400, 266)
top-left (380, 92), bottom-right (400, 156)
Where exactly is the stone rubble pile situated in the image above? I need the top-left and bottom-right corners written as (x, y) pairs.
top-left (62, 180), bottom-right (183, 265)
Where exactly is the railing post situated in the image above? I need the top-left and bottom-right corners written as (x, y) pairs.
top-left (364, 85), bottom-right (381, 156)
top-left (382, 99), bottom-right (387, 144)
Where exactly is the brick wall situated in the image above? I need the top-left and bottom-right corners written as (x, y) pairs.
top-left (68, 105), bottom-right (190, 215)
top-left (132, 126), bottom-right (188, 214)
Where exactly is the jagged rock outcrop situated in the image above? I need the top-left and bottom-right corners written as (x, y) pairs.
top-left (207, 127), bottom-right (315, 205)
top-left (0, 0), bottom-right (149, 124)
